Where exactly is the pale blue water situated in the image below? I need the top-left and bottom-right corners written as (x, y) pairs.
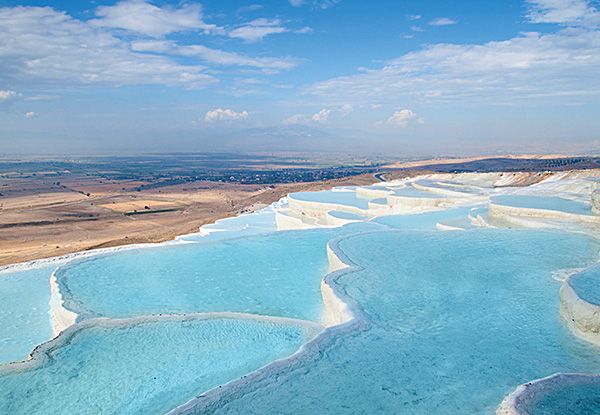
top-left (328, 211), bottom-right (366, 220)
top-left (437, 217), bottom-right (478, 229)
top-left (491, 195), bottom-right (593, 215)
top-left (373, 207), bottom-right (476, 230)
top-left (369, 197), bottom-right (387, 205)
top-left (568, 264), bottom-right (600, 306)
top-left (518, 378), bottom-right (600, 414)
top-left (391, 186), bottom-right (440, 198)
top-left (0, 266), bottom-right (54, 364)
top-left (56, 229), bottom-right (341, 321)
top-left (199, 229), bottom-right (600, 414)
top-left (414, 180), bottom-right (482, 194)
top-left (290, 190), bottom-right (371, 209)
top-left (4, 186), bottom-right (600, 415)
top-left (0, 316), bottom-right (319, 415)
top-left (56, 225), bottom-right (380, 322)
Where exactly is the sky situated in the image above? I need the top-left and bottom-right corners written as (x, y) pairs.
top-left (0, 0), bottom-right (599, 156)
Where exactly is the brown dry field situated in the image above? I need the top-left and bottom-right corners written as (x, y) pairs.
top-left (2, 172), bottom-right (425, 267)
top-left (97, 199), bottom-right (186, 213)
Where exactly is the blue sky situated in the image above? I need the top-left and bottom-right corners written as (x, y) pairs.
top-left (0, 0), bottom-right (599, 156)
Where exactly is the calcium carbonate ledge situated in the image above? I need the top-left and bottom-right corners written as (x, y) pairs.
top-left (560, 273), bottom-right (600, 347)
top-left (49, 269), bottom-right (77, 337)
top-left (324, 211), bottom-right (365, 227)
top-left (412, 180), bottom-right (481, 198)
top-left (0, 239), bottom-right (183, 274)
top-left (287, 193), bottom-right (369, 219)
top-left (497, 265), bottom-right (600, 413)
top-left (355, 186), bottom-right (395, 199)
top-left (167, 231), bottom-right (379, 415)
top-left (497, 373), bottom-right (600, 415)
top-left (386, 193), bottom-right (464, 214)
top-left (488, 200), bottom-right (599, 223)
top-left (275, 208), bottom-right (323, 230)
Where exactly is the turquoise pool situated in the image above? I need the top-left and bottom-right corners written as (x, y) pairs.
top-left (290, 190), bottom-right (372, 209)
top-left (491, 195), bottom-right (593, 216)
top-left (195, 229), bottom-right (600, 414)
top-left (0, 316), bottom-right (320, 415)
top-left (0, 266), bottom-right (55, 364)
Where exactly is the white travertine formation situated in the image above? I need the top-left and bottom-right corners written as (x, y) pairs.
top-left (49, 270), bottom-right (78, 338)
top-left (592, 189), bottom-right (600, 214)
top-left (287, 194), bottom-right (368, 218)
top-left (386, 194), bottom-right (462, 213)
top-left (355, 186), bottom-right (394, 199)
top-left (488, 200), bottom-right (598, 223)
top-left (275, 209), bottom-right (318, 230)
top-left (435, 222), bottom-right (463, 231)
top-left (412, 180), bottom-right (476, 197)
top-left (367, 198), bottom-right (393, 215)
top-left (325, 211), bottom-right (363, 227)
top-left (8, 170), bottom-right (600, 414)
top-left (559, 280), bottom-right (600, 346)
top-left (320, 241), bottom-right (355, 327)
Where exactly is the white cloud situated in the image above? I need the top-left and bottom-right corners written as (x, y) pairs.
top-left (25, 94), bottom-right (59, 101)
top-left (0, 90), bottom-right (23, 107)
top-left (429, 17), bottom-right (458, 26)
top-left (0, 90), bottom-right (22, 101)
top-left (238, 4), bottom-right (264, 13)
top-left (525, 0), bottom-right (600, 26)
top-left (282, 114), bottom-right (307, 124)
top-left (380, 109), bottom-right (417, 127)
top-left (25, 111), bottom-right (38, 118)
top-left (406, 14), bottom-right (421, 20)
top-left (90, 0), bottom-right (219, 38)
top-left (295, 26), bottom-right (313, 34)
top-left (289, 0), bottom-right (340, 9)
top-left (205, 108), bottom-right (249, 122)
top-left (411, 26), bottom-right (425, 32)
top-left (131, 40), bottom-right (300, 70)
top-left (0, 6), bottom-right (216, 89)
top-left (340, 104), bottom-right (354, 117)
top-left (283, 108), bottom-right (331, 124)
top-left (311, 108), bottom-right (331, 122)
top-left (304, 26), bottom-right (600, 107)
top-left (229, 18), bottom-right (288, 42)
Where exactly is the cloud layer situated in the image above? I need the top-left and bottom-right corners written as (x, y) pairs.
top-left (526, 0), bottom-right (600, 26)
top-left (228, 18), bottom-right (288, 42)
top-left (383, 110), bottom-right (417, 127)
top-left (90, 0), bottom-right (219, 37)
top-left (0, 3), bottom-right (300, 90)
top-left (305, 19), bottom-right (600, 106)
top-left (205, 108), bottom-right (250, 122)
top-left (283, 108), bottom-right (331, 124)
top-left (0, 90), bottom-right (23, 108)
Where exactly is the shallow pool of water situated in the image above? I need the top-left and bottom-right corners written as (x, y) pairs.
top-left (0, 266), bottom-right (55, 364)
top-left (200, 229), bottom-right (600, 414)
top-left (57, 229), bottom-right (342, 322)
top-left (568, 264), bottom-right (600, 306)
top-left (491, 195), bottom-right (593, 216)
top-left (0, 316), bottom-right (319, 415)
top-left (290, 190), bottom-right (371, 209)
